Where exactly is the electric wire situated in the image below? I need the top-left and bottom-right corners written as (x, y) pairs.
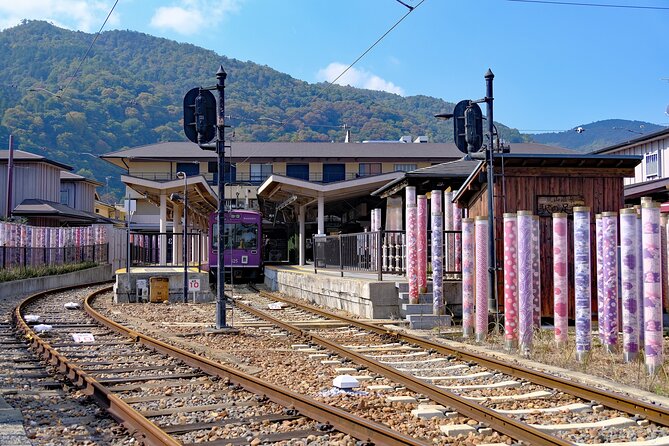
top-left (507, 0), bottom-right (669, 10)
top-left (60, 0), bottom-right (120, 97)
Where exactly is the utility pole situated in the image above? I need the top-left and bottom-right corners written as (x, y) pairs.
top-left (484, 69), bottom-right (497, 319)
top-left (215, 66), bottom-right (228, 329)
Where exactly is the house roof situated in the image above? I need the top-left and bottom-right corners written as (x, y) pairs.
top-left (12, 199), bottom-right (113, 223)
top-left (0, 149), bottom-right (72, 170)
top-left (100, 140), bottom-right (572, 169)
top-left (593, 126), bottom-right (669, 154)
top-left (60, 170), bottom-right (103, 186)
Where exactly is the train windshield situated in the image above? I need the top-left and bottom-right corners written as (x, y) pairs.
top-left (212, 223), bottom-right (258, 251)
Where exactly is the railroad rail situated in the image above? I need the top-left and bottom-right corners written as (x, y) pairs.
top-left (14, 284), bottom-right (431, 446)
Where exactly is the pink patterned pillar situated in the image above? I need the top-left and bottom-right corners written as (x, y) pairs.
top-left (574, 207), bottom-right (592, 362)
top-left (601, 212), bottom-right (619, 353)
top-left (461, 218), bottom-right (475, 337)
top-left (620, 208), bottom-right (639, 363)
top-left (475, 216), bottom-right (489, 342)
top-left (431, 190), bottom-right (444, 315)
top-left (531, 216), bottom-right (541, 328)
top-left (406, 187), bottom-right (418, 303)
top-left (444, 191), bottom-right (454, 273)
top-left (517, 210), bottom-right (534, 354)
top-left (595, 214), bottom-right (604, 342)
top-left (553, 213), bottom-right (569, 347)
top-left (503, 213), bottom-right (518, 350)
top-left (662, 214), bottom-right (669, 314)
top-left (417, 195), bottom-right (428, 293)
top-left (642, 201), bottom-right (663, 375)
top-left (636, 211), bottom-right (644, 344)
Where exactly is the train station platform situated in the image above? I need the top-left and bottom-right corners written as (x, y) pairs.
top-left (114, 266), bottom-right (213, 304)
top-left (264, 264), bottom-right (461, 326)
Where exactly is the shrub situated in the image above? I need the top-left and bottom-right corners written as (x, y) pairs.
top-left (0, 262), bottom-right (98, 283)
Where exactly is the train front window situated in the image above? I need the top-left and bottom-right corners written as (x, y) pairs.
top-left (212, 223), bottom-right (258, 251)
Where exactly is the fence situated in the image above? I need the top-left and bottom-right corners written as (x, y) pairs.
top-left (128, 231), bottom-right (205, 270)
top-left (0, 243), bottom-right (108, 270)
top-left (313, 229), bottom-right (462, 281)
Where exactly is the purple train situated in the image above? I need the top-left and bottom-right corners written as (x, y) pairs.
top-left (208, 210), bottom-right (264, 283)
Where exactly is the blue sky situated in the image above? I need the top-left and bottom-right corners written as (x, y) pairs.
top-left (1, 0), bottom-right (668, 133)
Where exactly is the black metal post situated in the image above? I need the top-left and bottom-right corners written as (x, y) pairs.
top-left (5, 135), bottom-right (13, 218)
top-left (183, 174), bottom-right (189, 303)
top-left (215, 66), bottom-right (227, 329)
top-left (484, 69), bottom-right (497, 321)
top-left (377, 230), bottom-right (383, 281)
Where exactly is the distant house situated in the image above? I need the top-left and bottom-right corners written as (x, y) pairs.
top-left (595, 126), bottom-right (669, 203)
top-left (0, 149), bottom-right (108, 225)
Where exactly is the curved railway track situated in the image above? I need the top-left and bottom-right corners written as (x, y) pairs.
top-left (233, 286), bottom-right (669, 446)
top-left (14, 284), bottom-right (431, 446)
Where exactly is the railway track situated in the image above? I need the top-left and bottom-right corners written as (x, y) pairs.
top-left (234, 286), bottom-right (669, 445)
top-left (14, 284), bottom-right (431, 446)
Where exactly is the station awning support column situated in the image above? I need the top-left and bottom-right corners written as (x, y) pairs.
top-left (299, 204), bottom-right (306, 266)
top-left (317, 193), bottom-right (325, 235)
top-left (159, 192), bottom-right (167, 265)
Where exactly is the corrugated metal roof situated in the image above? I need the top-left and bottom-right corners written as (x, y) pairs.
top-left (594, 126), bottom-right (669, 154)
top-left (0, 149), bottom-right (72, 170)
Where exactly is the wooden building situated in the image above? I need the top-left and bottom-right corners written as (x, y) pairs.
top-left (454, 153), bottom-right (641, 320)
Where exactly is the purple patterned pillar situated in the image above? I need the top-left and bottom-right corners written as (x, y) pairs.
top-left (601, 211), bottom-right (619, 353)
top-left (662, 214), bottom-right (669, 315)
top-left (444, 191), bottom-right (454, 274)
top-left (642, 201), bottom-right (663, 375)
top-left (574, 206), bottom-right (592, 362)
top-left (595, 214), bottom-right (604, 342)
top-left (417, 195), bottom-right (428, 293)
top-left (462, 218), bottom-right (475, 337)
top-left (517, 211), bottom-right (533, 354)
top-left (406, 187), bottom-right (418, 303)
top-left (503, 213), bottom-right (518, 350)
top-left (636, 211), bottom-right (644, 344)
top-left (431, 190), bottom-right (444, 315)
top-left (453, 200), bottom-right (462, 273)
top-left (475, 216), bottom-right (489, 342)
top-left (553, 213), bottom-right (569, 347)
top-left (531, 215), bottom-right (541, 328)
top-left (620, 208), bottom-right (639, 362)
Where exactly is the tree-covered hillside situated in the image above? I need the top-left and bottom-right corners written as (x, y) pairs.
top-left (0, 21), bottom-right (528, 199)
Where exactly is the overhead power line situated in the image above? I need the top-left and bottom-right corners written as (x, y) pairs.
top-left (60, 0), bottom-right (120, 96)
top-left (507, 0), bottom-right (669, 10)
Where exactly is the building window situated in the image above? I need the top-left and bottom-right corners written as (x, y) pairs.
top-left (286, 164), bottom-right (309, 181)
top-left (645, 151), bottom-right (659, 179)
top-left (208, 161), bottom-right (236, 184)
top-left (394, 163), bottom-right (417, 172)
top-left (60, 190), bottom-right (69, 205)
top-left (251, 163), bottom-right (272, 184)
top-left (176, 162), bottom-right (199, 177)
top-left (322, 164), bottom-right (345, 183)
top-left (359, 163), bottom-right (382, 177)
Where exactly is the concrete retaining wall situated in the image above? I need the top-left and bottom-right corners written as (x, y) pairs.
top-left (264, 267), bottom-right (400, 319)
top-left (0, 264), bottom-right (113, 298)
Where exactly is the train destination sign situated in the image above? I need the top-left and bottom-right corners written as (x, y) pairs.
top-left (536, 195), bottom-right (585, 216)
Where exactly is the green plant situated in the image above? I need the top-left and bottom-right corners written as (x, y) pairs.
top-left (0, 261), bottom-right (97, 283)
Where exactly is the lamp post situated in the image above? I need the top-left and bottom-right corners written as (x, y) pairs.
top-left (216, 66), bottom-right (227, 329)
top-left (176, 171), bottom-right (188, 303)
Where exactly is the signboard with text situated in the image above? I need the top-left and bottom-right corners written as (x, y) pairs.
top-left (536, 195), bottom-right (585, 217)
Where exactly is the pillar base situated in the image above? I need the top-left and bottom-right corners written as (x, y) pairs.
top-left (519, 342), bottom-right (531, 357)
top-left (555, 340), bottom-right (568, 349)
top-left (602, 343), bottom-right (617, 354)
top-left (462, 327), bottom-right (474, 338)
top-left (576, 350), bottom-right (590, 363)
top-left (505, 339), bottom-right (518, 351)
top-left (475, 332), bottom-right (486, 342)
top-left (647, 363), bottom-right (661, 376)
top-left (623, 351), bottom-right (638, 363)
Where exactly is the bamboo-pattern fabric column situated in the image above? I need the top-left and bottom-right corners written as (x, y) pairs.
top-left (636, 211), bottom-right (644, 344)
top-left (642, 201), bottom-right (663, 375)
top-left (517, 211), bottom-right (533, 353)
top-left (662, 214), bottom-right (669, 314)
top-left (531, 216), bottom-right (541, 328)
top-left (444, 191), bottom-right (454, 273)
top-left (595, 214), bottom-right (605, 342)
top-left (574, 207), bottom-right (592, 362)
top-left (620, 208), bottom-right (639, 362)
top-left (462, 218), bottom-right (475, 337)
top-left (453, 200), bottom-right (462, 273)
top-left (406, 187), bottom-right (418, 304)
top-left (601, 212), bottom-right (619, 353)
top-left (475, 216), bottom-right (488, 342)
top-left (417, 195), bottom-right (428, 293)
top-left (431, 190), bottom-right (444, 315)
top-left (503, 213), bottom-right (518, 350)
top-left (553, 213), bottom-right (569, 346)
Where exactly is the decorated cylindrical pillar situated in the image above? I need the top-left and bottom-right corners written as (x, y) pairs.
top-left (462, 218), bottom-right (475, 337)
top-left (662, 214), bottom-right (669, 314)
top-left (636, 210), bottom-right (644, 344)
top-left (553, 212), bottom-right (569, 347)
top-left (417, 195), bottom-right (428, 293)
top-left (620, 208), bottom-right (639, 362)
top-left (601, 211), bottom-right (619, 353)
top-left (444, 191), bottom-right (454, 274)
top-left (406, 187), bottom-right (418, 303)
top-left (475, 216), bottom-right (488, 342)
top-left (517, 211), bottom-right (533, 354)
top-left (503, 213), bottom-right (518, 351)
top-left (531, 215), bottom-right (541, 328)
top-left (431, 190), bottom-right (443, 315)
top-left (573, 206), bottom-right (592, 362)
top-left (642, 201), bottom-right (663, 375)
top-left (453, 200), bottom-right (462, 273)
top-left (595, 214), bottom-right (605, 342)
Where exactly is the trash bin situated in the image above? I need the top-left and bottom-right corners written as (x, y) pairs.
top-left (149, 277), bottom-right (169, 303)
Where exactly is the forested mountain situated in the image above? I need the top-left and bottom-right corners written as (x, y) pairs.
top-left (1, 21), bottom-right (663, 200)
top-left (526, 119), bottom-right (667, 153)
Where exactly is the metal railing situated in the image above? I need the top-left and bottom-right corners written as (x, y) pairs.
top-left (129, 232), bottom-right (204, 270)
top-left (0, 243), bottom-right (109, 270)
top-left (129, 171), bottom-right (394, 186)
top-left (313, 230), bottom-right (462, 281)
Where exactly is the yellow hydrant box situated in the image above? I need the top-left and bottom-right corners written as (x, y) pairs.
top-left (149, 277), bottom-right (169, 303)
